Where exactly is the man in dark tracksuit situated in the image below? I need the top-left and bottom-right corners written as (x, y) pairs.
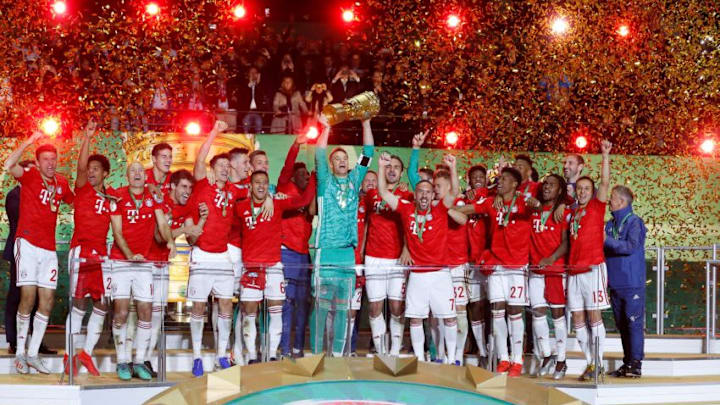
top-left (3, 184), bottom-right (22, 353)
top-left (604, 185), bottom-right (647, 377)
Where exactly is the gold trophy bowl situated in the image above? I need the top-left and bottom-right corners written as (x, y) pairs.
top-left (321, 91), bottom-right (381, 126)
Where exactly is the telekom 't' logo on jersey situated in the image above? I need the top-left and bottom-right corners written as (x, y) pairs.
top-left (127, 209), bottom-right (139, 224)
top-left (39, 189), bottom-right (54, 206)
top-left (244, 216), bottom-right (257, 230)
top-left (213, 190), bottom-right (231, 209)
top-left (94, 198), bottom-right (106, 215)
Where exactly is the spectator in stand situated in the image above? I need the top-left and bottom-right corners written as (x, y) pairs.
top-left (271, 76), bottom-right (308, 134)
top-left (330, 65), bottom-right (361, 102)
top-left (297, 58), bottom-right (317, 95)
top-left (305, 83), bottom-right (333, 125)
top-left (239, 66), bottom-right (271, 134)
top-left (369, 70), bottom-right (384, 96)
top-left (280, 53), bottom-right (295, 79)
top-left (350, 53), bottom-right (367, 80)
top-left (322, 55), bottom-right (336, 85)
top-left (187, 70), bottom-right (205, 111)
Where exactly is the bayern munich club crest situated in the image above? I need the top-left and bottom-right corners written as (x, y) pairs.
top-left (109, 200), bottom-right (117, 212)
top-left (145, 199), bottom-right (153, 207)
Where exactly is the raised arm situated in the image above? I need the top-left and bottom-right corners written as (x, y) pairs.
top-left (4, 131), bottom-right (43, 178)
top-left (597, 140), bottom-right (612, 203)
top-left (377, 152), bottom-right (400, 211)
top-left (442, 154), bottom-right (460, 209)
top-left (408, 131), bottom-right (427, 190)
top-left (194, 120), bottom-right (227, 181)
top-left (278, 133), bottom-right (305, 186)
top-left (361, 118), bottom-right (374, 146)
top-left (448, 207), bottom-right (468, 225)
top-left (76, 120), bottom-right (97, 189)
top-left (282, 173), bottom-right (317, 211)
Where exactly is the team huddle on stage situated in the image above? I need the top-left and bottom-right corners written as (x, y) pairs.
top-left (3, 114), bottom-right (615, 381)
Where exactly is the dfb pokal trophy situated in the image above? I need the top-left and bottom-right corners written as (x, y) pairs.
top-left (321, 91), bottom-right (381, 126)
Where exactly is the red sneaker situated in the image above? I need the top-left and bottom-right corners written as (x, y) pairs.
top-left (508, 362), bottom-right (523, 377)
top-left (496, 360), bottom-right (511, 373)
top-left (63, 353), bottom-right (78, 376)
top-left (77, 349), bottom-right (101, 376)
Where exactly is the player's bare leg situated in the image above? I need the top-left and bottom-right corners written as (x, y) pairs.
top-left (551, 307), bottom-right (567, 379)
top-left (388, 299), bottom-right (405, 356)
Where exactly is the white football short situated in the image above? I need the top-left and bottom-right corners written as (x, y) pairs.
top-left (240, 262), bottom-right (287, 302)
top-left (487, 266), bottom-right (529, 306)
top-left (405, 269), bottom-right (455, 319)
top-left (227, 243), bottom-right (243, 294)
top-left (567, 263), bottom-right (610, 312)
top-left (363, 255), bottom-right (407, 303)
top-left (108, 260), bottom-right (154, 302)
top-left (450, 263), bottom-right (469, 307)
top-left (187, 247), bottom-right (234, 301)
top-left (467, 265), bottom-right (488, 303)
top-left (14, 238), bottom-right (59, 290)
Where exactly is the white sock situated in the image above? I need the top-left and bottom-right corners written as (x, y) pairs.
top-left (574, 322), bottom-right (592, 363)
top-left (532, 315), bottom-right (551, 358)
top-left (455, 311), bottom-right (468, 364)
top-left (491, 309), bottom-right (509, 362)
top-left (508, 314), bottom-right (524, 364)
top-left (112, 321), bottom-right (128, 364)
top-left (212, 301), bottom-right (219, 348)
top-left (243, 314), bottom-right (257, 360)
top-left (444, 320), bottom-right (458, 365)
top-left (148, 306), bottom-right (162, 360)
top-left (590, 321), bottom-right (606, 366)
top-left (66, 306), bottom-right (84, 352)
top-left (28, 313), bottom-right (49, 357)
top-left (16, 313), bottom-right (31, 356)
top-left (471, 320), bottom-right (487, 357)
top-left (217, 313), bottom-right (232, 359)
top-left (134, 320), bottom-right (152, 364)
top-left (553, 316), bottom-right (567, 362)
top-left (268, 306), bottom-right (283, 358)
top-left (349, 317), bottom-right (356, 352)
top-left (84, 308), bottom-right (106, 354)
top-left (409, 324), bottom-right (425, 361)
top-left (125, 305), bottom-right (137, 361)
top-left (369, 315), bottom-right (386, 355)
top-left (190, 313), bottom-right (204, 360)
top-left (233, 312), bottom-right (244, 363)
top-left (390, 314), bottom-right (405, 356)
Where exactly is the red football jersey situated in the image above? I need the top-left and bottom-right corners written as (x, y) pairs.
top-left (354, 201), bottom-right (367, 264)
top-left (227, 178), bottom-right (250, 248)
top-left (278, 180), bottom-right (314, 255)
top-left (16, 167), bottom-right (74, 251)
top-left (568, 197), bottom-right (607, 272)
top-left (109, 186), bottom-right (159, 260)
top-left (530, 205), bottom-right (571, 274)
top-left (145, 168), bottom-right (172, 198)
top-left (364, 187), bottom-right (413, 259)
top-left (467, 188), bottom-right (490, 264)
top-left (396, 199), bottom-right (449, 272)
top-left (519, 180), bottom-right (540, 201)
top-left (70, 182), bottom-right (114, 255)
top-left (237, 198), bottom-right (302, 265)
top-left (447, 197), bottom-right (469, 266)
top-left (186, 178), bottom-right (236, 253)
top-left (147, 198), bottom-right (191, 261)
top-left (473, 195), bottom-right (531, 268)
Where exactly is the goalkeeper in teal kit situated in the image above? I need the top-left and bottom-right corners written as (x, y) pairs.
top-left (310, 115), bottom-right (374, 356)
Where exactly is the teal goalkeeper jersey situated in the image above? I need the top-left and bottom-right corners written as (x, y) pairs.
top-left (314, 145), bottom-right (374, 249)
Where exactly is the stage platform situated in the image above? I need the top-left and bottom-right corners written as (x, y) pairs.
top-left (0, 332), bottom-right (720, 404)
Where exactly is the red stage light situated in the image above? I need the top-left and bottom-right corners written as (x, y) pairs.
top-left (306, 126), bottom-right (319, 140)
top-left (617, 24), bottom-right (630, 38)
top-left (342, 9), bottom-right (354, 23)
top-left (146, 2), bottom-right (160, 16)
top-left (447, 14), bottom-right (460, 29)
top-left (40, 117), bottom-right (60, 137)
top-left (700, 138), bottom-right (716, 154)
top-left (445, 131), bottom-right (459, 146)
top-left (51, 0), bottom-right (67, 15)
top-left (185, 121), bottom-right (201, 136)
top-left (575, 135), bottom-right (588, 149)
top-left (233, 5), bottom-right (246, 19)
